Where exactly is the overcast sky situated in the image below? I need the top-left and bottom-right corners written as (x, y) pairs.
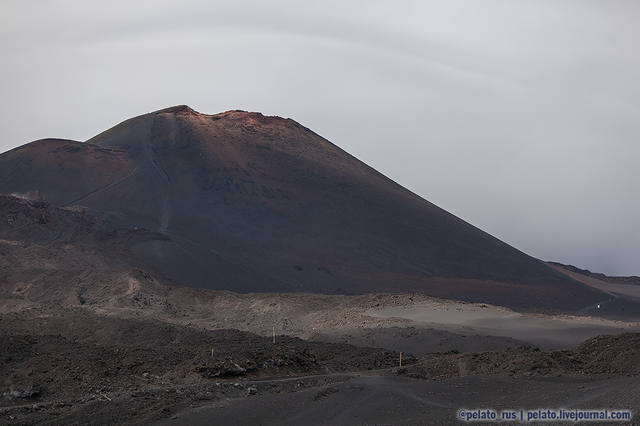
top-left (1, 0), bottom-right (638, 275)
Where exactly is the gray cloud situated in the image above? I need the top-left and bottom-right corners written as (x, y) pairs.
top-left (1, 0), bottom-right (638, 275)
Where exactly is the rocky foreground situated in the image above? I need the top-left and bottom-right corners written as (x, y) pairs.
top-left (1, 306), bottom-right (639, 424)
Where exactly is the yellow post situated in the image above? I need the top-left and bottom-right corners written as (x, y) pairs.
top-left (399, 352), bottom-right (402, 368)
top-left (211, 347), bottom-right (214, 358)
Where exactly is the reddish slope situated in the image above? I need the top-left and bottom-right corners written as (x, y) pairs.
top-left (0, 106), bottom-right (606, 310)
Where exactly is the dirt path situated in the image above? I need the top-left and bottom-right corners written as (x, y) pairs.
top-left (160, 375), bottom-right (640, 426)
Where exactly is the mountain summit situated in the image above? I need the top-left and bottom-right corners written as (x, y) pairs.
top-left (0, 106), bottom-right (605, 309)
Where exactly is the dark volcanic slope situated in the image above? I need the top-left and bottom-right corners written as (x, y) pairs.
top-left (0, 106), bottom-right (605, 310)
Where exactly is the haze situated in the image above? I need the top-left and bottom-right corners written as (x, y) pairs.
top-left (1, 0), bottom-right (638, 275)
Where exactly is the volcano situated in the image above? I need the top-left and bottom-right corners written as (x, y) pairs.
top-left (0, 105), bottom-right (605, 310)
